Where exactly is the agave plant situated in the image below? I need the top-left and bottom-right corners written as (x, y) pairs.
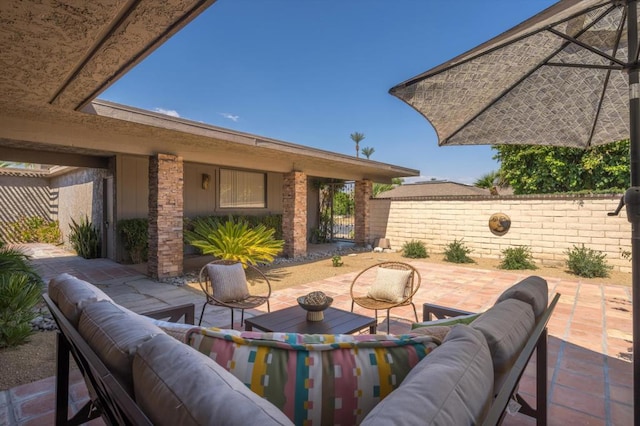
top-left (184, 216), bottom-right (284, 266)
top-left (69, 215), bottom-right (101, 259)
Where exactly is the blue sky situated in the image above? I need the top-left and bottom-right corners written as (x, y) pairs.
top-left (101, 0), bottom-right (557, 184)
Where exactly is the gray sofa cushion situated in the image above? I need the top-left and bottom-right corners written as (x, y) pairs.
top-left (48, 273), bottom-right (113, 326)
top-left (361, 325), bottom-right (493, 426)
top-left (78, 300), bottom-right (164, 395)
top-left (471, 298), bottom-right (535, 393)
top-left (496, 275), bottom-right (548, 319)
top-left (133, 333), bottom-right (293, 426)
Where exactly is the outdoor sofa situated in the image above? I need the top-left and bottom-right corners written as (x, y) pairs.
top-left (44, 272), bottom-right (558, 425)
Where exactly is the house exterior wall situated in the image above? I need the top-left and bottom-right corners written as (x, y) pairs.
top-left (50, 168), bottom-right (107, 247)
top-left (116, 155), bottom-right (149, 220)
top-left (369, 195), bottom-right (632, 273)
top-left (0, 174), bottom-right (51, 242)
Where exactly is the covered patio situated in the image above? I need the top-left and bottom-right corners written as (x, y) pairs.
top-left (0, 244), bottom-right (633, 425)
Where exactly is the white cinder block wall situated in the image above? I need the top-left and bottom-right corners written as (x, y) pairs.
top-left (369, 195), bottom-right (632, 273)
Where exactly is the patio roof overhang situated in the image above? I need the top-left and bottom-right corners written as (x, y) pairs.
top-left (0, 0), bottom-right (418, 184)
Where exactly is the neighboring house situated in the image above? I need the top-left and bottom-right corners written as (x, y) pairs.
top-left (0, 1), bottom-right (418, 278)
top-left (377, 181), bottom-right (493, 198)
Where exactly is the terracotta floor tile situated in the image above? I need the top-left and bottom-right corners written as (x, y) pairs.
top-left (551, 384), bottom-right (606, 418)
top-left (609, 383), bottom-right (632, 405)
top-left (547, 403), bottom-right (605, 425)
top-left (554, 369), bottom-right (605, 396)
top-left (12, 391), bottom-right (55, 421)
top-left (610, 400), bottom-right (633, 426)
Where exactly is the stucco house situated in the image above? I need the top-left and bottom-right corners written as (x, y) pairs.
top-left (0, 1), bottom-right (418, 278)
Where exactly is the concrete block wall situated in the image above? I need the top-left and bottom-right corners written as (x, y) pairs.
top-left (370, 195), bottom-right (632, 273)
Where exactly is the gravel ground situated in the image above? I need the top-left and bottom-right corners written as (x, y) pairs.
top-left (0, 250), bottom-right (630, 390)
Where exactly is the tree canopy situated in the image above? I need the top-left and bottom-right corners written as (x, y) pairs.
top-left (493, 139), bottom-right (629, 194)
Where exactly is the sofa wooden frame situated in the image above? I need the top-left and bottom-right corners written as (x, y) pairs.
top-left (42, 294), bottom-right (195, 426)
top-left (422, 292), bottom-right (560, 426)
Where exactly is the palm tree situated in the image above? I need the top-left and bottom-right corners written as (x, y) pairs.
top-left (474, 170), bottom-right (503, 188)
top-left (350, 132), bottom-right (365, 158)
top-left (361, 147), bottom-right (375, 159)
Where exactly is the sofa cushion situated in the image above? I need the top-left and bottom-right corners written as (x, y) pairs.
top-left (361, 325), bottom-right (493, 425)
top-left (367, 267), bottom-right (412, 302)
top-left (190, 328), bottom-right (439, 425)
top-left (48, 273), bottom-right (112, 326)
top-left (471, 298), bottom-right (535, 393)
top-left (78, 301), bottom-right (164, 395)
top-left (133, 333), bottom-right (293, 425)
top-left (496, 275), bottom-right (548, 319)
top-left (206, 262), bottom-right (250, 302)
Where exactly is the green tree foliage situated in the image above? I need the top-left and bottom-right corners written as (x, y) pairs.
top-left (361, 147), bottom-right (375, 159)
top-left (333, 191), bottom-right (354, 216)
top-left (474, 170), bottom-right (504, 189)
top-left (373, 177), bottom-right (403, 197)
top-left (350, 132), bottom-right (365, 158)
top-left (493, 139), bottom-right (629, 194)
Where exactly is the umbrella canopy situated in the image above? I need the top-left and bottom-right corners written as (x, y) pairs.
top-left (390, 0), bottom-right (633, 149)
top-left (390, 0), bottom-right (640, 423)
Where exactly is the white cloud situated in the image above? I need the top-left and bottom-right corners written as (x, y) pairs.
top-left (220, 112), bottom-right (240, 122)
top-left (154, 108), bottom-right (180, 118)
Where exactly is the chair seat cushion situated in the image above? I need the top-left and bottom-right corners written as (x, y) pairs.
top-left (207, 262), bottom-right (250, 302)
top-left (366, 267), bottom-right (412, 303)
top-left (189, 328), bottom-right (439, 425)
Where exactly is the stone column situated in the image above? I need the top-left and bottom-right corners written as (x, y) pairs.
top-left (148, 153), bottom-right (184, 279)
top-left (354, 179), bottom-right (372, 246)
top-left (282, 171), bottom-right (307, 258)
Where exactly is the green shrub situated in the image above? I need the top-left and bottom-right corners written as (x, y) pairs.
top-left (499, 246), bottom-right (537, 270)
top-left (69, 216), bottom-right (101, 259)
top-left (185, 214), bottom-right (283, 240)
top-left (332, 255), bottom-right (343, 267)
top-left (118, 218), bottom-right (148, 264)
top-left (566, 244), bottom-right (612, 278)
top-left (0, 273), bottom-right (43, 347)
top-left (184, 216), bottom-right (284, 266)
top-left (443, 238), bottom-right (475, 264)
top-left (8, 216), bottom-right (61, 244)
top-left (0, 246), bottom-right (43, 348)
top-left (402, 240), bottom-right (428, 259)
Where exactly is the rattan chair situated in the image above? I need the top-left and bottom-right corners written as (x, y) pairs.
top-left (198, 259), bottom-right (271, 328)
top-left (350, 261), bottom-right (421, 333)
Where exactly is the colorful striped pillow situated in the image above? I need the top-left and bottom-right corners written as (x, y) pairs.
top-left (190, 329), bottom-right (439, 425)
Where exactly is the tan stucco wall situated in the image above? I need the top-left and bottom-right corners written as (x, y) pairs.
top-left (370, 195), bottom-right (632, 273)
top-left (50, 168), bottom-right (107, 248)
top-left (117, 155), bottom-right (285, 220)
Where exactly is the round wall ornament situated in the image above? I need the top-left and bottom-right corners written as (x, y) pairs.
top-left (489, 213), bottom-right (511, 236)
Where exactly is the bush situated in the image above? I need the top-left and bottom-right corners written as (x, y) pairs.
top-left (402, 240), bottom-right (428, 259)
top-left (0, 246), bottom-right (43, 348)
top-left (118, 218), bottom-right (148, 264)
top-left (443, 239), bottom-right (475, 264)
top-left (8, 216), bottom-right (61, 244)
top-left (566, 244), bottom-right (612, 278)
top-left (332, 255), bottom-right (343, 267)
top-left (0, 274), bottom-right (43, 347)
top-left (499, 246), bottom-right (537, 270)
top-left (184, 216), bottom-right (284, 266)
top-left (69, 216), bottom-right (101, 259)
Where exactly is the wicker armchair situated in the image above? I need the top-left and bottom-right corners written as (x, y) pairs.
top-left (350, 261), bottom-right (421, 333)
top-left (198, 259), bottom-right (271, 328)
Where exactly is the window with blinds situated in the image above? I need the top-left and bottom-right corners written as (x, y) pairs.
top-left (219, 169), bottom-right (266, 208)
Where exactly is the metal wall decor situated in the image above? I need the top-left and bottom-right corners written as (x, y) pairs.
top-left (489, 213), bottom-right (511, 236)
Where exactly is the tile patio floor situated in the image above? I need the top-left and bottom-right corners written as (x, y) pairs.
top-left (0, 244), bottom-right (633, 425)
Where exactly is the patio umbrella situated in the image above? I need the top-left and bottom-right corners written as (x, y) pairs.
top-left (389, 0), bottom-right (640, 421)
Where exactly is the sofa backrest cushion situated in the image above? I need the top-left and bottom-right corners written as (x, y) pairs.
top-left (133, 333), bottom-right (293, 426)
top-left (190, 328), bottom-right (439, 425)
top-left (496, 275), bottom-right (548, 319)
top-left (78, 300), bottom-right (164, 395)
top-left (361, 325), bottom-right (493, 425)
top-left (48, 273), bottom-right (113, 327)
top-left (471, 298), bottom-right (535, 393)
